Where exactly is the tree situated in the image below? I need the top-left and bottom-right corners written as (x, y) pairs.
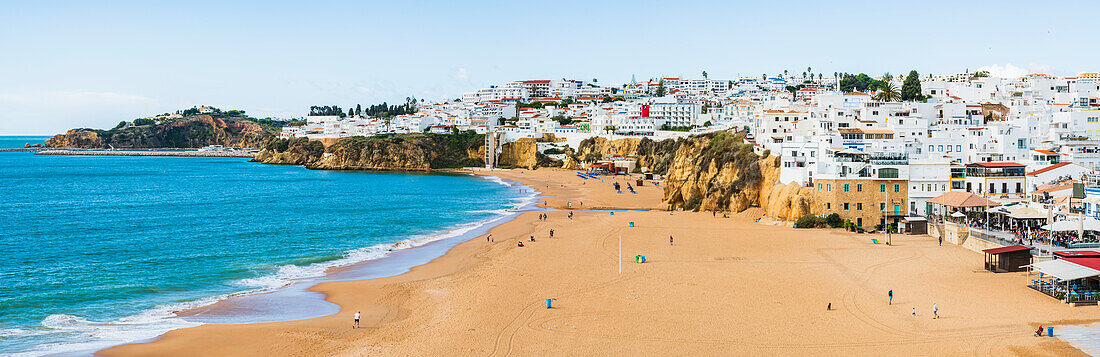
top-left (347, 108), bottom-right (355, 117)
top-left (355, 104), bottom-right (362, 116)
top-left (901, 70), bottom-right (922, 101)
top-left (783, 69), bottom-right (789, 78)
top-left (703, 120), bottom-right (713, 127)
top-left (603, 125), bottom-right (617, 133)
top-left (882, 72), bottom-right (893, 82)
top-left (655, 79), bottom-right (666, 97)
top-left (592, 78), bottom-right (598, 83)
top-left (762, 73), bottom-right (767, 80)
top-left (874, 82), bottom-right (901, 102)
top-left (973, 70), bottom-right (990, 78)
top-left (702, 70), bottom-right (708, 79)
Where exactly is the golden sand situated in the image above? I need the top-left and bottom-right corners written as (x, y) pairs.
top-left (101, 168), bottom-right (1099, 356)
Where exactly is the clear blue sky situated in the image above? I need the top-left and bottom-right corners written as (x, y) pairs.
top-left (1, 0), bottom-right (1095, 134)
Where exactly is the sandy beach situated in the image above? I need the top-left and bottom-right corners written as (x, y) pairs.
top-left (101, 168), bottom-right (1100, 356)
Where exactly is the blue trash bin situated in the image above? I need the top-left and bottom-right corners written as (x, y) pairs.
top-left (1047, 326), bottom-right (1053, 337)
top-left (546, 299), bottom-right (552, 309)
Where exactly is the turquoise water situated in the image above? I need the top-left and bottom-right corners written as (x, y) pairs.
top-left (0, 136), bottom-right (48, 149)
top-left (0, 143), bottom-right (529, 355)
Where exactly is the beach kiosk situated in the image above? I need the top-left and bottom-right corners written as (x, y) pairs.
top-left (982, 245), bottom-right (1032, 273)
top-left (901, 217), bottom-right (927, 235)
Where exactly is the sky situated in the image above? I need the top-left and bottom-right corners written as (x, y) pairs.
top-left (1, 0), bottom-right (1097, 135)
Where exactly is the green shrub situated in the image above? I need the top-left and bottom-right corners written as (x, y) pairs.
top-left (825, 213), bottom-right (843, 228)
top-left (795, 214), bottom-right (822, 228)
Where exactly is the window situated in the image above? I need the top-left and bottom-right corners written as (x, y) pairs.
top-left (956, 145), bottom-right (962, 152)
top-left (844, 184), bottom-right (850, 192)
top-left (894, 204), bottom-right (900, 215)
top-left (857, 203), bottom-right (863, 210)
top-left (857, 218), bottom-right (863, 227)
top-left (989, 183), bottom-right (995, 194)
top-left (880, 202), bottom-right (886, 211)
top-left (1016, 182), bottom-right (1022, 193)
top-left (857, 184), bottom-right (863, 192)
top-left (880, 184), bottom-right (886, 192)
top-left (879, 168), bottom-right (899, 178)
top-left (1002, 183), bottom-right (1008, 194)
top-left (894, 184), bottom-right (900, 193)
top-left (818, 183), bottom-right (822, 191)
top-left (966, 182), bottom-right (972, 192)
top-left (826, 203), bottom-right (831, 209)
top-left (938, 145), bottom-right (943, 151)
top-left (827, 184), bottom-right (831, 192)
top-left (1089, 117), bottom-right (1099, 123)
top-left (844, 203), bottom-right (850, 210)
top-left (947, 145), bottom-right (953, 152)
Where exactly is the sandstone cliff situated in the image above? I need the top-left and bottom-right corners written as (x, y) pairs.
top-left (253, 132), bottom-right (484, 171)
top-left (44, 129), bottom-right (103, 149)
top-left (45, 115), bottom-right (277, 149)
top-left (658, 131), bottom-right (816, 220)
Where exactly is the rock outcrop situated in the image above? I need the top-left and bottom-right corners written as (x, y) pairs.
top-left (44, 129), bottom-right (103, 148)
top-left (45, 115), bottom-right (277, 149)
top-left (497, 138), bottom-right (539, 169)
top-left (253, 132), bottom-right (485, 171)
top-left (660, 131), bottom-right (816, 220)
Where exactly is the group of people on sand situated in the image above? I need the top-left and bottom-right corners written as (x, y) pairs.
top-left (883, 290), bottom-right (939, 319)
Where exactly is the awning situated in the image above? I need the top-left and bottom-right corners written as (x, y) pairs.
top-left (951, 211), bottom-right (967, 218)
top-left (1027, 259), bottom-right (1100, 281)
top-left (983, 245), bottom-right (1031, 255)
top-left (1041, 217), bottom-right (1100, 232)
top-left (902, 216), bottom-right (926, 222)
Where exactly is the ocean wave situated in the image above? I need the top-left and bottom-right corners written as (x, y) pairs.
top-left (8, 313), bottom-right (200, 357)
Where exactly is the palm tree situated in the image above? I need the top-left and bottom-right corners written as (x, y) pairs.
top-left (807, 67), bottom-right (813, 78)
top-left (783, 69), bottom-right (789, 78)
top-left (874, 82), bottom-right (901, 102)
top-left (702, 70), bottom-right (708, 79)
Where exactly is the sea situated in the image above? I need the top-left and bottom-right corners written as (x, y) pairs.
top-left (0, 136), bottom-right (534, 355)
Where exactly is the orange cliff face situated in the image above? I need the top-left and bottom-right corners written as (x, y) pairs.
top-left (44, 129), bottom-right (103, 148)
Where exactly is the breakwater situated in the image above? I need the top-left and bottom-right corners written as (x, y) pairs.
top-left (36, 149), bottom-right (256, 158)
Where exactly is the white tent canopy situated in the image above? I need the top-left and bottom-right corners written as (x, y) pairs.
top-left (950, 211), bottom-right (966, 218)
top-left (1028, 259), bottom-right (1100, 281)
top-left (1040, 217), bottom-right (1100, 232)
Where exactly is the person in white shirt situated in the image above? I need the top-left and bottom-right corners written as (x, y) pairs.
top-left (353, 311), bottom-right (360, 328)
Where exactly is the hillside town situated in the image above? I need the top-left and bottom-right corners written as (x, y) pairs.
top-left (279, 71), bottom-right (1100, 249)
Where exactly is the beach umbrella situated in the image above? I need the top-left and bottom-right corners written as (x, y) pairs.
top-left (950, 211), bottom-right (966, 218)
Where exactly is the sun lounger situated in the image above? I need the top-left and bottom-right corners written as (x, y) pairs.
top-left (871, 239), bottom-right (880, 244)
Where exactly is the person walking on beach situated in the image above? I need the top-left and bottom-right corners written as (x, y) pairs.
top-left (549, 229), bottom-right (554, 238)
top-left (353, 311), bottom-right (360, 328)
top-left (912, 307), bottom-right (916, 316)
top-left (888, 290), bottom-right (893, 305)
top-left (669, 235), bottom-right (674, 246)
top-left (568, 211), bottom-right (573, 220)
top-left (932, 303), bottom-right (939, 319)
top-left (939, 236), bottom-right (943, 246)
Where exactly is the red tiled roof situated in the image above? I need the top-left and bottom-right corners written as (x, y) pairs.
top-left (1027, 162), bottom-right (1071, 176)
top-left (982, 245), bottom-right (1031, 255)
top-left (1034, 149), bottom-right (1062, 155)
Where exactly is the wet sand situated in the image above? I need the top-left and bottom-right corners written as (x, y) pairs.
top-left (100, 168), bottom-right (1099, 356)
